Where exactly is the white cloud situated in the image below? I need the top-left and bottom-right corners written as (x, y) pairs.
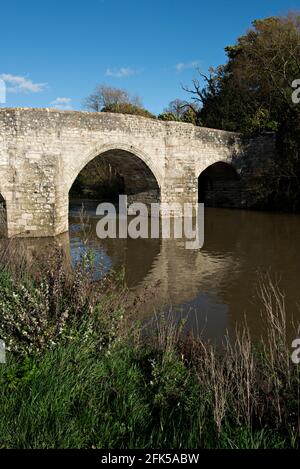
top-left (50, 97), bottom-right (72, 110)
top-left (105, 67), bottom-right (137, 78)
top-left (0, 73), bottom-right (47, 93)
top-left (175, 61), bottom-right (199, 73)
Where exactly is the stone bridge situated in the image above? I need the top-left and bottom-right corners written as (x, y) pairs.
top-left (0, 108), bottom-right (275, 238)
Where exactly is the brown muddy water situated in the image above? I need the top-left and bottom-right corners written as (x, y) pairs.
top-left (3, 201), bottom-right (300, 343)
top-left (70, 201), bottom-right (300, 342)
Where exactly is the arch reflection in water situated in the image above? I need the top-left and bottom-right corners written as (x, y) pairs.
top-left (69, 203), bottom-right (300, 343)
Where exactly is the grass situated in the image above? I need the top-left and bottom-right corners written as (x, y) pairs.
top-left (0, 249), bottom-right (299, 449)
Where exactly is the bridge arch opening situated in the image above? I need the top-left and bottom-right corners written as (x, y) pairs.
top-left (69, 148), bottom-right (161, 208)
top-left (68, 148), bottom-right (161, 284)
top-left (0, 193), bottom-right (7, 238)
top-left (198, 162), bottom-right (241, 208)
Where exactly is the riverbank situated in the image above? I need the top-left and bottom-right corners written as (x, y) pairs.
top-left (0, 252), bottom-right (299, 449)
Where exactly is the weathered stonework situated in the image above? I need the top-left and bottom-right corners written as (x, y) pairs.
top-left (0, 108), bottom-right (276, 238)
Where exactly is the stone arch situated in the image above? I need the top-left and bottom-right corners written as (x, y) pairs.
top-left (67, 143), bottom-right (162, 210)
top-left (198, 161), bottom-right (241, 208)
top-left (66, 142), bottom-right (163, 194)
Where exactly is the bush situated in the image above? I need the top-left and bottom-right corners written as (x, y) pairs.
top-left (0, 261), bottom-right (299, 448)
top-left (103, 103), bottom-right (156, 119)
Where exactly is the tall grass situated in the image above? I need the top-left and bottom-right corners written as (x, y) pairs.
top-left (0, 253), bottom-right (299, 449)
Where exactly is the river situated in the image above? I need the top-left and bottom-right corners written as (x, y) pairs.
top-left (67, 201), bottom-right (300, 343)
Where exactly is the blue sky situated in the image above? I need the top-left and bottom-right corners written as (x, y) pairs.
top-left (0, 0), bottom-right (299, 114)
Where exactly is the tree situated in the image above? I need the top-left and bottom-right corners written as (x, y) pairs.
top-left (184, 14), bottom-right (300, 133)
top-left (181, 107), bottom-right (199, 125)
top-left (165, 99), bottom-right (188, 119)
top-left (158, 99), bottom-right (198, 124)
top-left (157, 111), bottom-right (178, 122)
top-left (83, 85), bottom-right (142, 112)
top-left (184, 13), bottom-right (300, 210)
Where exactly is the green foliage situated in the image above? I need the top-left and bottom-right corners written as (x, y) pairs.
top-left (242, 108), bottom-right (279, 135)
top-left (158, 109), bottom-right (198, 125)
top-left (158, 99), bottom-right (199, 125)
top-left (0, 334), bottom-right (298, 449)
top-left (1, 356), bottom-right (39, 392)
top-left (181, 107), bottom-right (199, 125)
top-left (0, 255), bottom-right (125, 355)
top-left (185, 13), bottom-right (300, 210)
top-left (0, 265), bottom-right (73, 355)
top-left (191, 15), bottom-right (300, 134)
top-left (157, 111), bottom-right (178, 121)
top-left (0, 266), bottom-right (299, 449)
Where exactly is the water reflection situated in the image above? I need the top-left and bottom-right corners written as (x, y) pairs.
top-left (68, 202), bottom-right (300, 342)
top-left (2, 202), bottom-right (300, 343)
